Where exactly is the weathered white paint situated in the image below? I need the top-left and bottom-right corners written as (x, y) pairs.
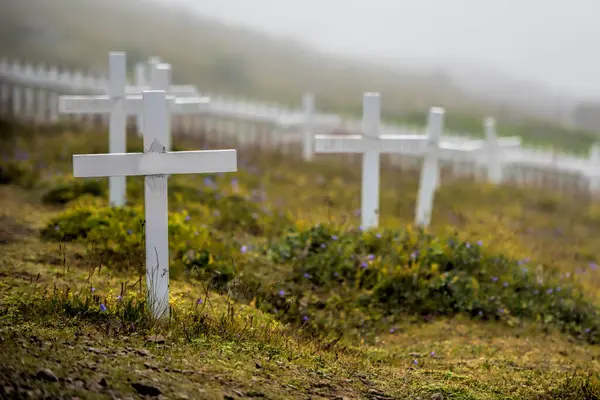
top-left (415, 107), bottom-right (444, 227)
top-left (483, 117), bottom-right (522, 184)
top-left (361, 93), bottom-right (381, 229)
top-left (108, 52), bottom-right (127, 208)
top-left (302, 93), bottom-right (315, 161)
top-left (73, 90), bottom-right (237, 319)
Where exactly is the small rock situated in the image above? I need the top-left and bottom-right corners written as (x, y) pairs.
top-left (431, 394), bottom-right (444, 400)
top-left (146, 335), bottom-right (166, 344)
top-left (136, 349), bottom-right (150, 357)
top-left (233, 389), bottom-right (244, 397)
top-left (36, 368), bottom-right (58, 382)
top-left (88, 347), bottom-right (106, 354)
top-left (255, 362), bottom-right (262, 369)
top-left (131, 382), bottom-right (161, 397)
top-left (144, 362), bottom-right (160, 371)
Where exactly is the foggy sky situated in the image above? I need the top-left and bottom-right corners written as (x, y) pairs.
top-left (169, 0), bottom-right (600, 100)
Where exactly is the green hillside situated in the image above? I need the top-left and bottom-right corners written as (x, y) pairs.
top-left (0, 117), bottom-right (599, 398)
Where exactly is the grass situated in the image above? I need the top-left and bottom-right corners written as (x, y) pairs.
top-left (1, 118), bottom-right (600, 399)
top-left (0, 0), bottom-right (598, 154)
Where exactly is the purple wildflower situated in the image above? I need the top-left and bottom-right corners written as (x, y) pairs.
top-left (303, 273), bottom-right (312, 279)
top-left (185, 215), bottom-right (191, 222)
top-left (491, 276), bottom-right (498, 282)
top-left (116, 295), bottom-right (122, 301)
top-left (196, 298), bottom-right (203, 305)
top-left (360, 262), bottom-right (368, 269)
top-left (590, 263), bottom-right (598, 271)
top-left (476, 240), bottom-right (483, 246)
top-left (367, 254), bottom-right (375, 261)
top-left (240, 245), bottom-right (248, 253)
top-left (278, 289), bottom-right (285, 297)
top-left (503, 282), bottom-right (509, 288)
top-left (413, 359), bottom-right (418, 365)
top-left (302, 316), bottom-right (309, 322)
top-left (100, 304), bottom-right (107, 312)
top-left (430, 351), bottom-right (435, 357)
top-left (331, 235), bottom-right (338, 241)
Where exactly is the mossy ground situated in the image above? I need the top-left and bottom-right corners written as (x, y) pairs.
top-left (0, 120), bottom-right (599, 399)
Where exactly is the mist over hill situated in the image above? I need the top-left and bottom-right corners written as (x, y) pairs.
top-left (0, 0), bottom-right (590, 128)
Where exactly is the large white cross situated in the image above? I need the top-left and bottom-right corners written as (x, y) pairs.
top-left (59, 52), bottom-right (209, 207)
top-left (72, 90), bottom-right (237, 319)
top-left (315, 93), bottom-right (480, 228)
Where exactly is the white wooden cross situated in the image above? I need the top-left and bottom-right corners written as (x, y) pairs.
top-left (59, 52), bottom-right (209, 207)
top-left (482, 117), bottom-right (521, 184)
top-left (131, 57), bottom-right (200, 136)
top-left (72, 90), bottom-right (237, 319)
top-left (315, 93), bottom-right (480, 228)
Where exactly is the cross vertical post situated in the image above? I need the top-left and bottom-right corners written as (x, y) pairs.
top-left (151, 64), bottom-right (173, 151)
top-left (143, 91), bottom-right (170, 320)
top-left (134, 62), bottom-right (147, 136)
top-left (484, 117), bottom-right (502, 184)
top-left (415, 107), bottom-right (444, 227)
top-left (302, 93), bottom-right (315, 161)
top-left (108, 52), bottom-right (127, 207)
top-left (361, 93), bottom-right (381, 230)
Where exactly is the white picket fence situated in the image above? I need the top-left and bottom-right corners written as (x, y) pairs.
top-left (0, 55), bottom-right (599, 199)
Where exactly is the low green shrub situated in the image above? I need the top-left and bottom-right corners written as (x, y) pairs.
top-left (41, 176), bottom-right (106, 204)
top-left (40, 197), bottom-right (241, 285)
top-left (263, 223), bottom-right (600, 344)
top-left (0, 158), bottom-right (39, 188)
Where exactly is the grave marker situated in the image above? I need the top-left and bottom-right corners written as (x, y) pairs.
top-left (59, 53), bottom-right (209, 206)
top-left (483, 117), bottom-right (521, 184)
top-left (131, 58), bottom-right (200, 136)
top-left (316, 93), bottom-right (480, 228)
top-left (72, 90), bottom-right (238, 319)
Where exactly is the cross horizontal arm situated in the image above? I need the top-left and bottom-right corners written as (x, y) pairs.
top-left (125, 85), bottom-right (199, 97)
top-left (276, 113), bottom-right (342, 128)
top-left (60, 95), bottom-right (210, 115)
top-left (73, 149), bottom-right (237, 177)
top-left (315, 134), bottom-right (428, 154)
